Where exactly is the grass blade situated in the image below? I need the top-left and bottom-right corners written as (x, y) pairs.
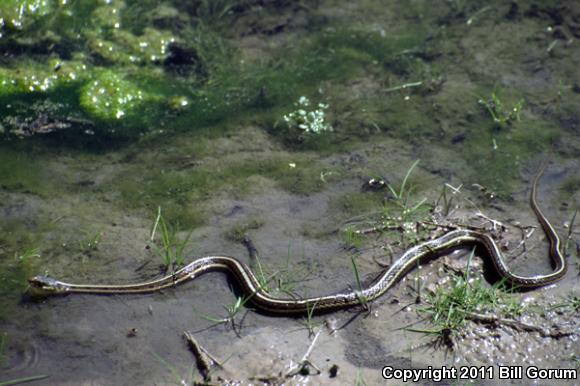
top-left (0, 375), bottom-right (49, 386)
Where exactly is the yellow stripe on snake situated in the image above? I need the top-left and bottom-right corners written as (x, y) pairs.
top-left (28, 163), bottom-right (567, 314)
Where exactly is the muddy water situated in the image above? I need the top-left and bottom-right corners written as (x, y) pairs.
top-left (2, 1), bottom-right (580, 385)
top-left (2, 147), bottom-right (578, 385)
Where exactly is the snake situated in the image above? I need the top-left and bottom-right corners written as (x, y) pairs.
top-left (27, 163), bottom-right (567, 314)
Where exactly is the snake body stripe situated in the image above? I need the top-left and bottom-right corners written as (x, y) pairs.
top-left (28, 164), bottom-right (567, 314)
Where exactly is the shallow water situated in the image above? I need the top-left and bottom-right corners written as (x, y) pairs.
top-left (1, 1), bottom-right (579, 385)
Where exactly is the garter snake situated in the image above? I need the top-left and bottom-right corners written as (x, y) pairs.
top-left (28, 163), bottom-right (567, 314)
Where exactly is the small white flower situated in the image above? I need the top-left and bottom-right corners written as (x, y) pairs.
top-left (283, 97), bottom-right (332, 134)
top-left (298, 96), bottom-right (310, 106)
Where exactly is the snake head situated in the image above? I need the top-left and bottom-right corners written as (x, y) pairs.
top-left (27, 275), bottom-right (68, 295)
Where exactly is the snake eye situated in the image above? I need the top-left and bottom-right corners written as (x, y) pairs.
top-left (28, 276), bottom-right (41, 287)
top-left (27, 276), bottom-right (58, 293)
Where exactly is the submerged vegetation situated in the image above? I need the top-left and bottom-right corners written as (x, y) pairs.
top-left (0, 0), bottom-right (425, 141)
top-left (414, 251), bottom-right (522, 345)
top-left (150, 207), bottom-right (193, 271)
top-left (384, 159), bottom-right (430, 222)
top-left (478, 91), bottom-right (525, 129)
top-left (0, 221), bottom-right (41, 298)
top-left (0, 0), bottom-right (572, 229)
top-left (417, 273), bottom-right (499, 342)
top-left (282, 96), bottom-right (333, 135)
top-left (1, 1), bottom-right (579, 383)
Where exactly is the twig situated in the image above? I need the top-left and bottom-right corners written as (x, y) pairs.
top-left (466, 6), bottom-right (491, 25)
top-left (286, 328), bottom-right (323, 377)
top-left (354, 223), bottom-right (402, 235)
top-left (385, 81), bottom-right (423, 93)
top-left (475, 211), bottom-right (505, 231)
top-left (184, 331), bottom-right (222, 381)
top-left (510, 227), bottom-right (534, 254)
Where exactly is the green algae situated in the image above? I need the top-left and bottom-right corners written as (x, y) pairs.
top-left (458, 99), bottom-right (561, 198)
top-left (0, 221), bottom-right (42, 321)
top-left (332, 192), bottom-right (384, 218)
top-left (0, 0), bottom-right (427, 141)
top-left (110, 154), bottom-right (329, 227)
top-left (0, 1), bottom-right (177, 138)
top-left (0, 60), bottom-right (82, 95)
top-left (0, 0), bottom-right (55, 36)
top-left (79, 70), bottom-right (146, 121)
top-left (0, 147), bottom-right (55, 195)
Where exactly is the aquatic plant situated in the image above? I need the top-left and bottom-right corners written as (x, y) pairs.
top-left (413, 249), bottom-right (499, 344)
top-left (354, 368), bottom-right (368, 386)
top-left (387, 160), bottom-right (420, 202)
top-left (192, 0), bottom-right (246, 21)
top-left (350, 256), bottom-right (369, 310)
top-left (408, 248), bottom-right (565, 344)
top-left (385, 160), bottom-right (430, 224)
top-left (197, 294), bottom-right (252, 335)
top-left (0, 0), bottom-right (54, 36)
top-left (267, 241), bottom-right (312, 299)
top-left (79, 71), bottom-right (145, 121)
top-left (0, 375), bottom-right (50, 386)
top-left (283, 96), bottom-right (333, 135)
top-left (300, 301), bottom-right (320, 338)
top-left (478, 92), bottom-right (524, 128)
top-left (151, 351), bottom-right (195, 386)
top-left (436, 183), bottom-right (460, 217)
top-left (0, 0), bottom-right (426, 142)
top-left (78, 229), bottom-right (102, 253)
top-left (550, 293), bottom-right (580, 313)
top-left (342, 226), bottom-right (365, 249)
top-left (150, 207), bottom-right (193, 272)
top-left (15, 248), bottom-right (40, 263)
top-left (0, 148), bottom-right (56, 194)
top-left (11, 247), bottom-right (41, 289)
